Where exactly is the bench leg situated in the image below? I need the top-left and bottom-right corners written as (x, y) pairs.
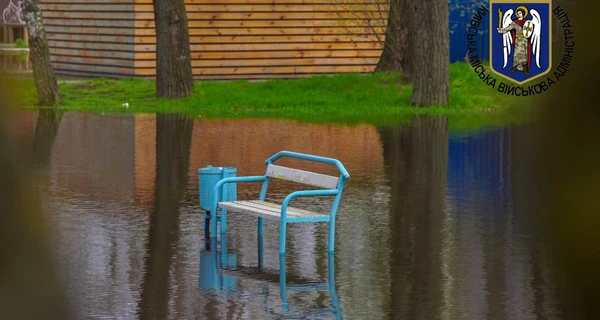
top-left (279, 222), bottom-right (287, 256)
top-left (221, 232), bottom-right (228, 266)
top-left (211, 210), bottom-right (217, 238)
top-left (220, 208), bottom-right (227, 235)
top-left (279, 255), bottom-right (289, 312)
top-left (328, 219), bottom-right (336, 253)
top-left (258, 217), bottom-right (264, 238)
top-left (258, 217), bottom-right (264, 267)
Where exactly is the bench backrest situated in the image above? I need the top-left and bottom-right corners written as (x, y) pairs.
top-left (265, 164), bottom-right (339, 189)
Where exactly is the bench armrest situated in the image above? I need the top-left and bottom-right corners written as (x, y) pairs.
top-left (211, 176), bottom-right (267, 213)
top-left (281, 189), bottom-right (339, 218)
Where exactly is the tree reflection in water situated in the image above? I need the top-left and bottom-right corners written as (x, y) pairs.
top-left (379, 115), bottom-right (449, 319)
top-left (137, 114), bottom-right (194, 319)
top-left (33, 109), bottom-right (63, 166)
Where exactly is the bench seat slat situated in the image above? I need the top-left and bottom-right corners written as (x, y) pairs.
top-left (266, 164), bottom-right (339, 189)
top-left (244, 200), bottom-right (318, 217)
top-left (218, 200), bottom-right (329, 220)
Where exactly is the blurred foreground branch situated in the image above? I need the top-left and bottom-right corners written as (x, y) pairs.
top-left (0, 76), bottom-right (71, 319)
top-left (534, 1), bottom-right (600, 318)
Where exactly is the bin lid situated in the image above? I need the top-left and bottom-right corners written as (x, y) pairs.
top-left (198, 165), bottom-right (237, 174)
top-left (198, 165), bottom-right (221, 174)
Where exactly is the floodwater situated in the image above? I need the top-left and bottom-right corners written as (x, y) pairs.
top-left (9, 111), bottom-right (564, 319)
top-left (0, 50), bottom-right (30, 72)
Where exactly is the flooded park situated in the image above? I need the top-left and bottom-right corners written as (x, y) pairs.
top-left (3, 0), bottom-right (598, 317)
top-left (5, 110), bottom-right (566, 319)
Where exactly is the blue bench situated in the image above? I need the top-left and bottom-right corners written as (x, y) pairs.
top-left (210, 151), bottom-right (350, 256)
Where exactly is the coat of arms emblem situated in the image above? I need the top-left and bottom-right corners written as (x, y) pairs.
top-left (490, 0), bottom-right (552, 84)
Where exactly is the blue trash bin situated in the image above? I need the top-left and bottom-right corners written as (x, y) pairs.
top-left (198, 165), bottom-right (237, 212)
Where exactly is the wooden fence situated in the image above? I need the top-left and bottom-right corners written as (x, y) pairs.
top-left (41, 0), bottom-right (388, 79)
top-left (42, 0), bottom-right (136, 78)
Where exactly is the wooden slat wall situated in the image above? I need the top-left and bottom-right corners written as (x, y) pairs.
top-left (41, 0), bottom-right (135, 78)
top-left (39, 0), bottom-right (388, 79)
top-left (134, 0), bottom-right (388, 80)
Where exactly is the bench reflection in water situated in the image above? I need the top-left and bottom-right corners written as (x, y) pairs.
top-left (198, 235), bottom-right (342, 319)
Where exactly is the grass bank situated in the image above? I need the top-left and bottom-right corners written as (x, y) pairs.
top-left (15, 62), bottom-right (535, 129)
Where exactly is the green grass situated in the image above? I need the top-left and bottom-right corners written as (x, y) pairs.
top-left (14, 38), bottom-right (28, 49)
top-left (14, 62), bottom-right (537, 130)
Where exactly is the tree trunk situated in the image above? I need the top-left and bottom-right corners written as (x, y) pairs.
top-left (22, 0), bottom-right (61, 106)
top-left (376, 0), bottom-right (414, 80)
top-left (409, 0), bottom-right (449, 106)
top-left (153, 0), bottom-right (194, 99)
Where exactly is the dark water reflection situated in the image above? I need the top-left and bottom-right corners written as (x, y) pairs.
top-left (16, 111), bottom-right (564, 319)
top-left (379, 116), bottom-right (450, 320)
top-left (139, 114), bottom-right (194, 319)
top-left (0, 51), bottom-right (30, 71)
top-left (33, 109), bottom-right (63, 166)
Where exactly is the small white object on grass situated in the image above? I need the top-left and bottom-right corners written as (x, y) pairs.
top-left (122, 102), bottom-right (129, 108)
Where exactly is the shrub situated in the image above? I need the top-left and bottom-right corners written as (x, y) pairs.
top-left (14, 38), bottom-right (28, 48)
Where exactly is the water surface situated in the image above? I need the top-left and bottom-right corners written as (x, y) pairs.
top-left (0, 50), bottom-right (30, 72)
top-left (12, 111), bottom-right (563, 319)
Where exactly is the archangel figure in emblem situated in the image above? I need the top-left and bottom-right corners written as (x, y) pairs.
top-left (496, 5), bottom-right (542, 77)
